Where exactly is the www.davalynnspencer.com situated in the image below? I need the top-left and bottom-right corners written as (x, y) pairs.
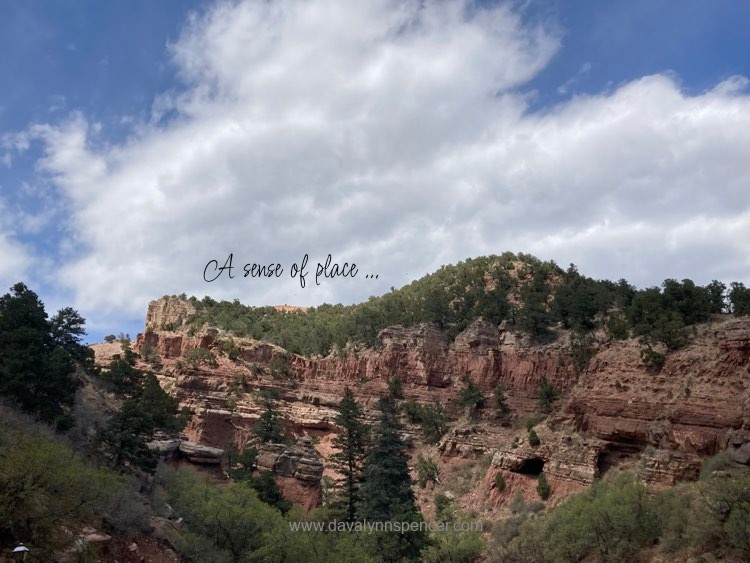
top-left (288, 520), bottom-right (483, 534)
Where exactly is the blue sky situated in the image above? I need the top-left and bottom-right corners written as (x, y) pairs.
top-left (1, 0), bottom-right (749, 343)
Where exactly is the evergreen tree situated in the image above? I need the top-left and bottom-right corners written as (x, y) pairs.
top-left (95, 363), bottom-right (189, 472)
top-left (730, 282), bottom-right (750, 315)
top-left (537, 473), bottom-right (551, 500)
top-left (358, 395), bottom-right (428, 561)
top-left (493, 384), bottom-right (510, 417)
top-left (0, 283), bottom-right (80, 428)
top-left (95, 400), bottom-right (160, 472)
top-left (104, 357), bottom-right (144, 397)
top-left (228, 444), bottom-right (258, 482)
top-left (538, 377), bottom-right (559, 414)
top-left (253, 389), bottom-right (285, 443)
top-left (458, 376), bottom-right (485, 411)
top-left (331, 387), bottom-right (368, 522)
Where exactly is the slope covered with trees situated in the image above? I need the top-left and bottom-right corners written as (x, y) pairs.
top-left (185, 252), bottom-right (747, 359)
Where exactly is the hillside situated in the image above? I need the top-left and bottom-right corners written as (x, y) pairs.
top-left (88, 252), bottom-right (750, 560)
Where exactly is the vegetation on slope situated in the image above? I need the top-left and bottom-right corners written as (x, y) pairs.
top-left (184, 252), bottom-right (750, 360)
top-left (488, 467), bottom-right (750, 562)
top-left (0, 404), bottom-right (149, 560)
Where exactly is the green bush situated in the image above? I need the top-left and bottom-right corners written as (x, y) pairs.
top-left (640, 344), bottom-right (666, 369)
top-left (537, 377), bottom-right (559, 414)
top-left (458, 377), bottom-right (486, 411)
top-left (700, 451), bottom-right (734, 480)
top-left (607, 313), bottom-right (630, 340)
top-left (402, 400), bottom-right (423, 423)
top-left (185, 347), bottom-right (217, 368)
top-left (417, 454), bottom-right (439, 488)
top-left (219, 337), bottom-right (241, 361)
top-left (528, 429), bottom-right (541, 447)
top-left (505, 473), bottom-right (660, 562)
top-left (399, 401), bottom-right (448, 443)
top-left (434, 493), bottom-right (454, 520)
top-left (493, 384), bottom-right (510, 416)
top-left (388, 376), bottom-right (403, 399)
top-left (268, 356), bottom-right (292, 379)
top-left (536, 473), bottom-right (550, 500)
top-left (495, 472), bottom-right (506, 492)
top-left (0, 425), bottom-right (140, 559)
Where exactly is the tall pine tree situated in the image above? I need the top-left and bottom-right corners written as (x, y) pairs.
top-left (253, 388), bottom-right (285, 443)
top-left (358, 395), bottom-right (428, 561)
top-left (331, 387), bottom-right (368, 522)
top-left (0, 283), bottom-right (81, 428)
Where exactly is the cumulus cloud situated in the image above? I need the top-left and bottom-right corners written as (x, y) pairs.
top-left (13, 0), bottom-right (750, 325)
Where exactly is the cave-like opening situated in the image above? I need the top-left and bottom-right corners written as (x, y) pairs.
top-left (516, 458), bottom-right (545, 476)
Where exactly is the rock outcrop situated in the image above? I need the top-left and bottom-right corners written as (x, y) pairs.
top-left (178, 441), bottom-right (224, 464)
top-left (93, 298), bottom-right (750, 511)
top-left (256, 437), bottom-right (324, 509)
top-left (146, 436), bottom-right (224, 465)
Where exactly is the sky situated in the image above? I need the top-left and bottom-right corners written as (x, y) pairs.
top-left (0, 0), bottom-right (749, 343)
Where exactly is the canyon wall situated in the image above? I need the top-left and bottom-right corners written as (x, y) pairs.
top-left (98, 298), bottom-right (750, 509)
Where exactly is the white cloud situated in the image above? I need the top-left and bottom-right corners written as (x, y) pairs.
top-left (0, 199), bottom-right (31, 289)
top-left (14, 0), bottom-right (750, 325)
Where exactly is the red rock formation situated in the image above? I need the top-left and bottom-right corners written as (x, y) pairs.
top-left (96, 299), bottom-right (750, 510)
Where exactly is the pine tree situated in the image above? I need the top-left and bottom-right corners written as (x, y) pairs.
top-left (493, 384), bottom-right (510, 417)
top-left (538, 377), bottom-right (559, 414)
top-left (95, 364), bottom-right (190, 472)
top-left (331, 387), bottom-right (368, 522)
top-left (358, 395), bottom-right (428, 561)
top-left (253, 389), bottom-right (285, 443)
top-left (0, 283), bottom-right (80, 428)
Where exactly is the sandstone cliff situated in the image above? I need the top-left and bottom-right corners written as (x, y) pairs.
top-left (93, 298), bottom-right (750, 512)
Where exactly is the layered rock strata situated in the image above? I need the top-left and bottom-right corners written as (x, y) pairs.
top-left (91, 299), bottom-right (750, 508)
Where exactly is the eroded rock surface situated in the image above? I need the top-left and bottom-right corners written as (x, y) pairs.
top-left (92, 298), bottom-right (750, 510)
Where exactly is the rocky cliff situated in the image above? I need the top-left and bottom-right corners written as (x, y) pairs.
top-left (96, 297), bottom-right (750, 512)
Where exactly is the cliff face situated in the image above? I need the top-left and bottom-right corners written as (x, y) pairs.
top-left (112, 299), bottom-right (750, 510)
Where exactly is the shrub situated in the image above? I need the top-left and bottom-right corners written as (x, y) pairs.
top-left (524, 415), bottom-right (542, 431)
top-left (493, 384), bottom-right (510, 416)
top-left (534, 473), bottom-right (659, 561)
top-left (528, 429), bottom-right (541, 447)
top-left (402, 400), bottom-right (423, 423)
top-left (458, 377), bottom-right (486, 411)
top-left (388, 376), bottom-right (403, 399)
top-left (495, 472), bottom-right (506, 492)
top-left (537, 377), bottom-right (559, 414)
top-left (434, 493), bottom-right (453, 520)
top-left (509, 491), bottom-right (526, 514)
top-left (185, 347), bottom-right (217, 368)
top-left (536, 473), bottom-right (550, 500)
top-left (417, 455), bottom-right (439, 488)
top-left (399, 401), bottom-right (448, 443)
top-left (700, 451), bottom-right (733, 480)
top-left (140, 342), bottom-right (161, 366)
top-left (104, 334), bottom-right (117, 343)
top-left (640, 343), bottom-right (666, 369)
top-left (571, 330), bottom-right (593, 374)
top-left (419, 404), bottom-right (449, 444)
top-left (219, 338), bottom-right (241, 361)
top-left (0, 427), bottom-right (138, 558)
top-left (268, 356), bottom-right (292, 379)
top-left (607, 313), bottom-right (630, 340)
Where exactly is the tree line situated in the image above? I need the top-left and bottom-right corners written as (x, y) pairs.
top-left (183, 253), bottom-right (750, 358)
